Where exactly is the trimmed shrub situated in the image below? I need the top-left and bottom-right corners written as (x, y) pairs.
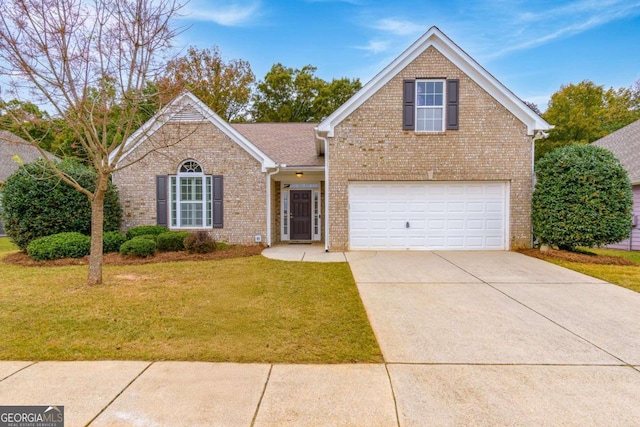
top-left (27, 232), bottom-right (91, 261)
top-left (184, 231), bottom-right (216, 254)
top-left (103, 231), bottom-right (127, 253)
top-left (125, 225), bottom-right (168, 240)
top-left (0, 158), bottom-right (121, 251)
top-left (119, 236), bottom-right (156, 257)
top-left (532, 144), bottom-right (633, 250)
top-left (136, 234), bottom-right (159, 242)
top-left (157, 231), bottom-right (189, 252)
top-left (216, 242), bottom-right (230, 250)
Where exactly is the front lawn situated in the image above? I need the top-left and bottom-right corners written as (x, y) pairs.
top-left (521, 247), bottom-right (640, 293)
top-left (0, 239), bottom-right (382, 363)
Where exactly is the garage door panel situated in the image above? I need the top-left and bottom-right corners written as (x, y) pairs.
top-left (349, 181), bottom-right (508, 250)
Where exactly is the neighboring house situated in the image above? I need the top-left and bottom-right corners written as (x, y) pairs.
top-left (113, 26), bottom-right (551, 251)
top-left (593, 119), bottom-right (640, 250)
top-left (0, 130), bottom-right (59, 236)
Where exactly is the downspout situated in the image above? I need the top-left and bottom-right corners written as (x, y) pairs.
top-left (316, 134), bottom-right (330, 252)
top-left (266, 166), bottom-right (280, 247)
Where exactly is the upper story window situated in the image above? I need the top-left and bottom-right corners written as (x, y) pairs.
top-left (403, 78), bottom-right (459, 132)
top-left (416, 80), bottom-right (445, 132)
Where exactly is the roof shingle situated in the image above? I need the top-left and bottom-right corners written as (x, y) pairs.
top-left (231, 123), bottom-right (324, 167)
top-left (593, 119), bottom-right (640, 184)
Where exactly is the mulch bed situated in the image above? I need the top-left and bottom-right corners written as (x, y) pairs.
top-left (3, 245), bottom-right (265, 267)
top-left (518, 248), bottom-right (638, 266)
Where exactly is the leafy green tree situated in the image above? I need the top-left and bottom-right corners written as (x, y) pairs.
top-left (537, 80), bottom-right (640, 160)
top-left (312, 77), bottom-right (362, 120)
top-left (160, 46), bottom-right (254, 122)
top-left (251, 64), bottom-right (361, 122)
top-left (251, 63), bottom-right (323, 122)
top-left (1, 159), bottom-right (122, 251)
top-left (532, 144), bottom-right (633, 251)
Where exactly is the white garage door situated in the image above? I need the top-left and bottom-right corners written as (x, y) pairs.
top-left (349, 181), bottom-right (508, 250)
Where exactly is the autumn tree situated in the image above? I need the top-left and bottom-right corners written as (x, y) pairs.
top-left (537, 80), bottom-right (640, 160)
top-left (159, 46), bottom-right (254, 122)
top-left (251, 63), bottom-right (361, 122)
top-left (0, 0), bottom-right (183, 285)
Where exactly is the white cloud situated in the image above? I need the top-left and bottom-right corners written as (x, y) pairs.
top-left (354, 40), bottom-right (391, 54)
top-left (483, 0), bottom-right (640, 59)
top-left (372, 18), bottom-right (424, 37)
top-left (184, 0), bottom-right (261, 27)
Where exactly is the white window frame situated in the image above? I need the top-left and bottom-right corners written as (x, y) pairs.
top-left (415, 79), bottom-right (446, 132)
top-left (170, 160), bottom-right (213, 229)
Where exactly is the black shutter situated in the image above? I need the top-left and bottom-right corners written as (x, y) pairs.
top-left (446, 79), bottom-right (459, 130)
top-left (403, 79), bottom-right (415, 130)
top-left (156, 175), bottom-right (168, 227)
top-left (212, 175), bottom-right (223, 228)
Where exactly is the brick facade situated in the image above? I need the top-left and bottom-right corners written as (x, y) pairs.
top-left (113, 121), bottom-right (267, 245)
top-left (327, 46), bottom-right (533, 250)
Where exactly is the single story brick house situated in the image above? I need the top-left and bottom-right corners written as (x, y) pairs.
top-left (593, 119), bottom-right (640, 250)
top-left (113, 26), bottom-right (551, 251)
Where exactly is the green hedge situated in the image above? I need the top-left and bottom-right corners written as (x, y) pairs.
top-left (103, 231), bottom-right (127, 253)
top-left (157, 231), bottom-right (189, 252)
top-left (126, 225), bottom-right (168, 240)
top-left (532, 144), bottom-right (633, 250)
top-left (119, 236), bottom-right (156, 257)
top-left (0, 159), bottom-right (122, 251)
top-left (27, 232), bottom-right (91, 261)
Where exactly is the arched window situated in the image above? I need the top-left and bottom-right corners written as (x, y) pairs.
top-left (170, 160), bottom-right (212, 228)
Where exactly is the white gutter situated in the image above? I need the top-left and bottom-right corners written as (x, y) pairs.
top-left (266, 166), bottom-right (280, 247)
top-left (315, 133), bottom-right (330, 252)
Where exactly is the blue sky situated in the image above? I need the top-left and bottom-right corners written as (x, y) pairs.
top-left (175, 0), bottom-right (640, 112)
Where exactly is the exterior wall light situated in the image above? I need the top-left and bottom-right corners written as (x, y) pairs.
top-left (295, 171), bottom-right (303, 178)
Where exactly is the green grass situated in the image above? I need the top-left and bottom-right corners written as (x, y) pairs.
top-left (0, 238), bottom-right (381, 363)
top-left (542, 247), bottom-right (640, 293)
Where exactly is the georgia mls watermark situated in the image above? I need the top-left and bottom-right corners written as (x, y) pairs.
top-left (0, 406), bottom-right (64, 427)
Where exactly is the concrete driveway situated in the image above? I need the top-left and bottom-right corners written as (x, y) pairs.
top-left (347, 250), bottom-right (640, 425)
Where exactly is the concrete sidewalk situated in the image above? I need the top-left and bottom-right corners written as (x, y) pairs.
top-left (2, 360), bottom-right (640, 426)
top-left (0, 361), bottom-right (398, 426)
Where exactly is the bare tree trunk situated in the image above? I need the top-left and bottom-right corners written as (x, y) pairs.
top-left (88, 174), bottom-right (108, 285)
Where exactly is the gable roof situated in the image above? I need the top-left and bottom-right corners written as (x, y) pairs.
top-left (114, 92), bottom-right (277, 171)
top-left (316, 26), bottom-right (551, 141)
top-left (232, 123), bottom-right (323, 167)
top-left (0, 131), bottom-right (58, 182)
top-left (593, 119), bottom-right (640, 184)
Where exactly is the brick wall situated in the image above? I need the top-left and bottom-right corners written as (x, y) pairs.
top-left (327, 46), bottom-right (533, 250)
top-left (113, 121), bottom-right (267, 245)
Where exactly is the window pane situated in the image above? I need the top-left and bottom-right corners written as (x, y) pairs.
top-left (180, 203), bottom-right (203, 227)
top-left (206, 176), bottom-right (212, 227)
top-left (170, 177), bottom-right (177, 227)
top-left (434, 81), bottom-right (443, 93)
top-left (181, 177), bottom-right (203, 201)
top-left (416, 107), bottom-right (443, 131)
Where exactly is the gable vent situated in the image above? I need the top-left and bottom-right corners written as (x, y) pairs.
top-left (169, 104), bottom-right (207, 122)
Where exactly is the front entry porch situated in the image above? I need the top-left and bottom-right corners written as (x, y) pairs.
top-left (271, 169), bottom-right (324, 245)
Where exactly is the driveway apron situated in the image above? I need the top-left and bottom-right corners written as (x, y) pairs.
top-left (347, 250), bottom-right (640, 425)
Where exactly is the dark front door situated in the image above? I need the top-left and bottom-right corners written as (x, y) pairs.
top-left (290, 190), bottom-right (312, 240)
